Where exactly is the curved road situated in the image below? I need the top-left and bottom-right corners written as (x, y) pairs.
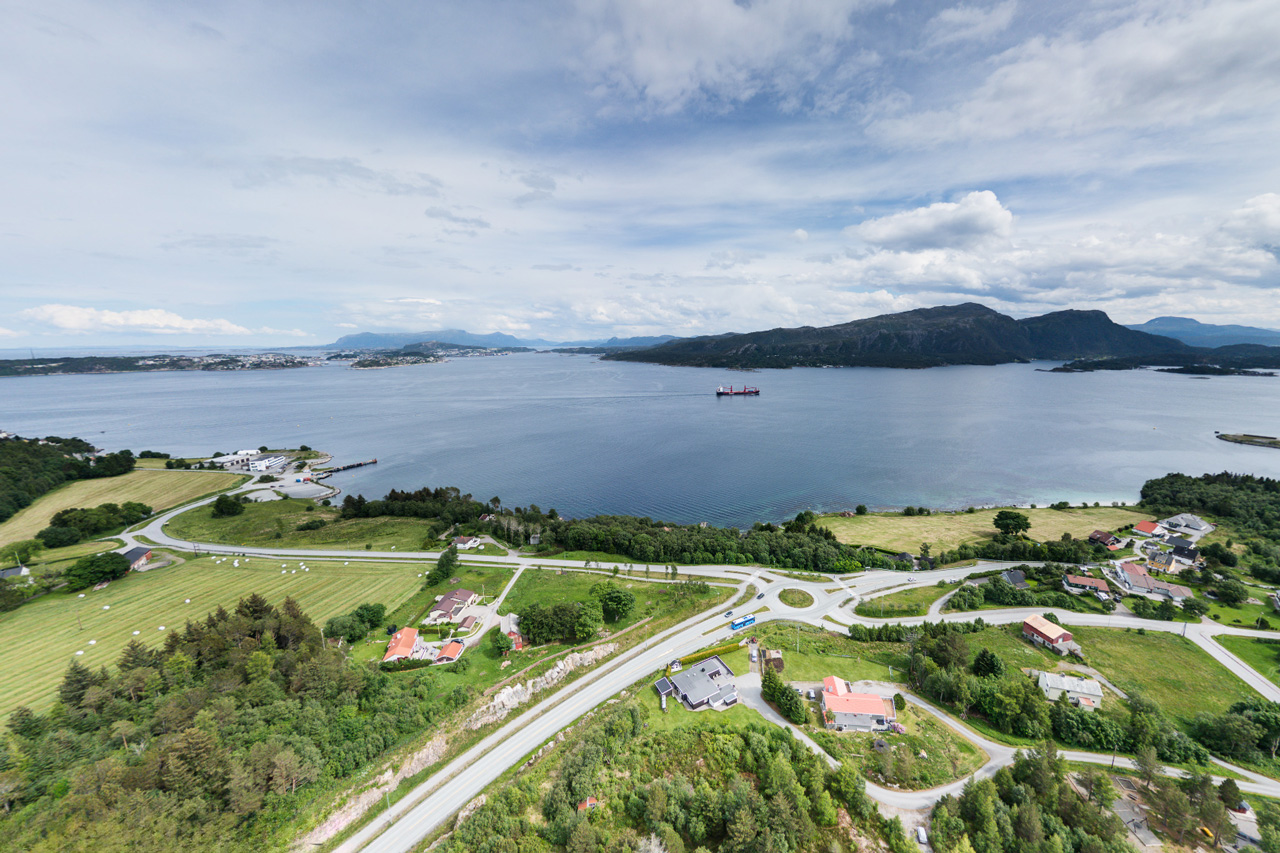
top-left (111, 494), bottom-right (1280, 851)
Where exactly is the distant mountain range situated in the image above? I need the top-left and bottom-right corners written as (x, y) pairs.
top-left (1124, 316), bottom-right (1280, 348)
top-left (326, 329), bottom-right (679, 350)
top-left (603, 303), bottom-right (1192, 369)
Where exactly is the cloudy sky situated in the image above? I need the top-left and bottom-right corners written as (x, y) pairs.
top-left (3, 0), bottom-right (1279, 347)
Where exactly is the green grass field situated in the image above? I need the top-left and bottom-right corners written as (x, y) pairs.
top-left (778, 588), bottom-right (815, 608)
top-left (749, 622), bottom-right (910, 683)
top-left (165, 500), bottom-right (435, 551)
top-left (0, 555), bottom-right (423, 718)
top-left (856, 583), bottom-right (952, 617)
top-left (819, 505), bottom-right (1148, 552)
top-left (0, 469), bottom-right (247, 545)
top-left (387, 564), bottom-right (516, 629)
top-left (498, 570), bottom-right (699, 634)
top-left (1068, 625), bottom-right (1258, 722)
top-left (1215, 636), bottom-right (1280, 688)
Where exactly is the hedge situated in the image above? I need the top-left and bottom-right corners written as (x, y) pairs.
top-left (671, 642), bottom-right (743, 673)
top-left (380, 658), bottom-right (434, 673)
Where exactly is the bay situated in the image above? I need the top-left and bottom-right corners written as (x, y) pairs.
top-left (3, 353), bottom-right (1279, 527)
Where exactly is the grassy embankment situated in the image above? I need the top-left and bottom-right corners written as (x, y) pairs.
top-left (165, 499), bottom-right (435, 551)
top-left (1213, 635), bottom-right (1280, 689)
top-left (0, 555), bottom-right (423, 719)
top-left (0, 468), bottom-right (247, 545)
top-left (819, 505), bottom-right (1149, 552)
top-left (856, 583), bottom-right (952, 617)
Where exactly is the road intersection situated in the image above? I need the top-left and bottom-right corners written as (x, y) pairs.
top-left (118, 490), bottom-right (1280, 852)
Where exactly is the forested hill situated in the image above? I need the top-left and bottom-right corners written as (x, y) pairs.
top-left (603, 303), bottom-right (1188, 369)
top-left (0, 436), bottom-right (136, 523)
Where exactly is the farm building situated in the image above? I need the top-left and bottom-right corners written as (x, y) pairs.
top-left (122, 547), bottom-right (153, 570)
top-left (1022, 615), bottom-right (1080, 656)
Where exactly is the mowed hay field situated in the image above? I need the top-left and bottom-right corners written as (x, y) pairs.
top-left (0, 469), bottom-right (246, 544)
top-left (0, 555), bottom-right (423, 718)
top-left (819, 505), bottom-right (1148, 552)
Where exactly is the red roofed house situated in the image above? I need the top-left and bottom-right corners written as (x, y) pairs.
top-left (1133, 520), bottom-right (1164, 537)
top-left (1022, 615), bottom-right (1080, 656)
top-left (1089, 530), bottom-right (1120, 548)
top-left (434, 640), bottom-right (465, 664)
top-left (427, 588), bottom-right (479, 624)
top-left (820, 677), bottom-right (896, 731)
top-left (577, 797), bottom-right (599, 812)
top-left (383, 628), bottom-right (419, 663)
top-left (1063, 574), bottom-right (1109, 595)
top-left (459, 615), bottom-right (477, 631)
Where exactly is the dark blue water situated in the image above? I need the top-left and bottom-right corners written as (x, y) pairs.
top-left (4, 353), bottom-right (1280, 526)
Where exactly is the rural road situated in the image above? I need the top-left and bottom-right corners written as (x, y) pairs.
top-left (111, 493), bottom-right (1280, 851)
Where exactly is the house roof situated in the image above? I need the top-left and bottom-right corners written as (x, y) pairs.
top-left (453, 536), bottom-right (477, 544)
top-left (1121, 563), bottom-right (1156, 591)
top-left (1161, 513), bottom-right (1211, 532)
top-left (1158, 582), bottom-right (1194, 598)
top-left (1134, 520), bottom-right (1161, 534)
top-left (654, 677), bottom-right (674, 695)
top-left (430, 588), bottom-right (477, 617)
top-left (1023, 614), bottom-right (1071, 642)
top-left (436, 640), bottom-right (464, 660)
top-left (383, 628), bottom-right (418, 661)
top-left (670, 655), bottom-right (733, 706)
top-left (1065, 574), bottom-right (1109, 592)
top-left (1001, 569), bottom-right (1029, 589)
top-left (123, 546), bottom-right (151, 562)
top-left (1037, 671), bottom-right (1104, 698)
top-left (823, 690), bottom-right (892, 717)
top-left (823, 675), bottom-right (848, 696)
top-left (459, 616), bottom-right (477, 629)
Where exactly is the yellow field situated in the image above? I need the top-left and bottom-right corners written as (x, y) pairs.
top-left (0, 469), bottom-right (246, 544)
top-left (819, 505), bottom-right (1148, 552)
top-left (0, 555), bottom-right (426, 718)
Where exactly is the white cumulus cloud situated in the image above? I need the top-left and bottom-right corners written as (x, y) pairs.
top-left (923, 1), bottom-right (1017, 48)
top-left (848, 191), bottom-right (1013, 250)
top-left (20, 305), bottom-right (306, 336)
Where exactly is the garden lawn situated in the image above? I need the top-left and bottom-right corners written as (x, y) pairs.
top-left (750, 621), bottom-right (910, 683)
top-left (1068, 625), bottom-right (1259, 723)
top-left (165, 500), bottom-right (435, 551)
top-left (819, 506), bottom-right (1148, 553)
top-left (0, 555), bottom-right (421, 719)
top-left (856, 583), bottom-right (952, 617)
top-left (389, 564), bottom-right (516, 629)
top-left (0, 469), bottom-right (246, 545)
top-left (808, 704), bottom-right (987, 789)
top-left (1215, 635), bottom-right (1280, 689)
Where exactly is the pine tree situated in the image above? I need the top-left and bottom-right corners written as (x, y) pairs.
top-left (58, 660), bottom-right (95, 708)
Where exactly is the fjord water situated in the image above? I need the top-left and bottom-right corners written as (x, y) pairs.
top-left (4, 353), bottom-right (1280, 527)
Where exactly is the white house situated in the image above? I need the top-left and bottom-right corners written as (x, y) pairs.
top-left (820, 677), bottom-right (896, 731)
top-left (1036, 671), bottom-right (1104, 710)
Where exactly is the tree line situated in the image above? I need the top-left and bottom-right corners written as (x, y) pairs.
top-left (0, 435), bottom-right (136, 524)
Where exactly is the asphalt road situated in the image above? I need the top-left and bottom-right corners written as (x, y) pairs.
top-left (115, 492), bottom-right (1280, 850)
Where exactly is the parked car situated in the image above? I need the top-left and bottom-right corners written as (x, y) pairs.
top-left (806, 689), bottom-right (816, 700)
top-left (756, 593), bottom-right (765, 599)
top-left (916, 827), bottom-right (928, 845)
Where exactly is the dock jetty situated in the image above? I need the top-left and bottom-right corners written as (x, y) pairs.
top-left (315, 458), bottom-right (378, 479)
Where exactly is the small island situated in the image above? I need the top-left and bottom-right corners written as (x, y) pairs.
top-left (1218, 433), bottom-right (1280, 450)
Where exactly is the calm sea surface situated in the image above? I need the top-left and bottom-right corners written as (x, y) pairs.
top-left (4, 353), bottom-right (1280, 527)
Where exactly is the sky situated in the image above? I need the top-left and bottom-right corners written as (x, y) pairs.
top-left (2, 0), bottom-right (1279, 348)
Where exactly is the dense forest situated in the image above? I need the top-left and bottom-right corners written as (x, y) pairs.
top-left (440, 701), bottom-right (906, 853)
top-left (0, 595), bottom-right (470, 852)
top-left (0, 435), bottom-right (136, 523)
top-left (931, 743), bottom-right (1160, 853)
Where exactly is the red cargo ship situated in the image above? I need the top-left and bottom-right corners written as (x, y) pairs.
top-left (716, 386), bottom-right (760, 396)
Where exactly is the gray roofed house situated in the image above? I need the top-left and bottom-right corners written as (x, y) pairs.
top-left (1160, 513), bottom-right (1212, 534)
top-left (660, 655), bottom-right (736, 710)
top-left (122, 546), bottom-right (152, 569)
top-left (1035, 671), bottom-right (1104, 709)
top-left (653, 677), bottom-right (674, 696)
top-left (1001, 569), bottom-right (1029, 589)
top-left (0, 565), bottom-right (31, 580)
